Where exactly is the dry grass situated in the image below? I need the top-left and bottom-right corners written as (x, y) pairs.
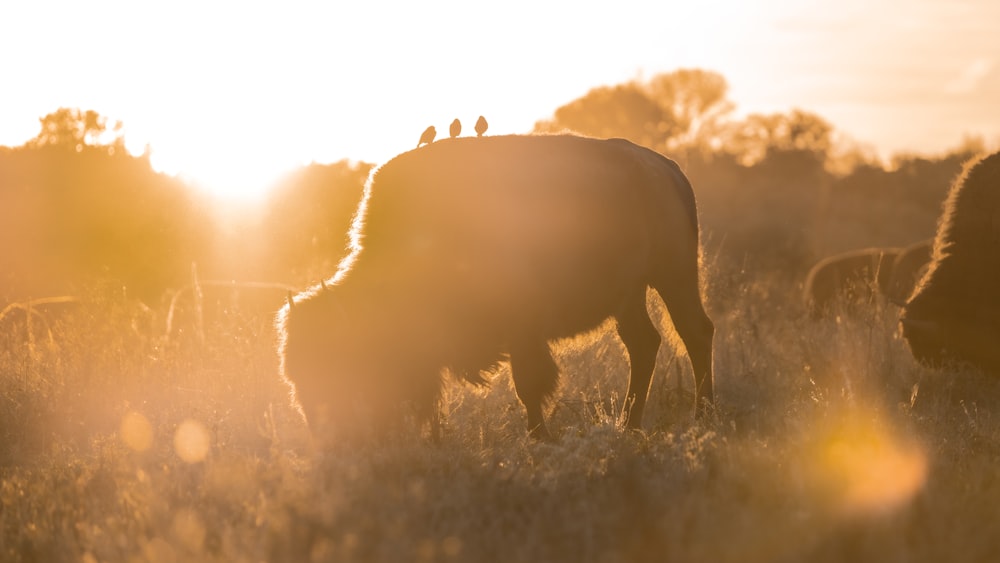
top-left (3, 270), bottom-right (1000, 563)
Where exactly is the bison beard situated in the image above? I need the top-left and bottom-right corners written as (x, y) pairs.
top-left (900, 151), bottom-right (1000, 373)
top-left (276, 134), bottom-right (715, 441)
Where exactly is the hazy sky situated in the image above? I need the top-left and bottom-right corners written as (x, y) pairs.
top-left (2, 0), bottom-right (998, 197)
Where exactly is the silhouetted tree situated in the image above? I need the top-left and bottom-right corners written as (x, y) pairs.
top-left (534, 82), bottom-right (666, 147)
top-left (646, 69), bottom-right (733, 149)
top-left (720, 109), bottom-right (834, 166)
top-left (0, 135), bottom-right (212, 301)
top-left (28, 107), bottom-right (125, 153)
top-left (534, 69), bottom-right (734, 152)
top-left (475, 115), bottom-right (488, 136)
top-left (450, 119), bottom-right (461, 138)
top-left (817, 148), bottom-right (978, 253)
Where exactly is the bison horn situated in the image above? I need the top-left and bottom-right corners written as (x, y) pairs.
top-left (286, 291), bottom-right (295, 309)
top-left (321, 280), bottom-right (328, 291)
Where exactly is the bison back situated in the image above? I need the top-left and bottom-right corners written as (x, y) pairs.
top-left (349, 134), bottom-right (700, 338)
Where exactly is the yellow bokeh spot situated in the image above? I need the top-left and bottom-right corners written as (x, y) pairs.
top-left (809, 413), bottom-right (927, 515)
top-left (120, 411), bottom-right (153, 452)
top-left (174, 419), bottom-right (211, 463)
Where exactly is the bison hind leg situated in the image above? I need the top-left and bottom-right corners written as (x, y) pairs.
top-left (509, 339), bottom-right (560, 441)
top-left (616, 289), bottom-right (662, 429)
top-left (652, 272), bottom-right (715, 418)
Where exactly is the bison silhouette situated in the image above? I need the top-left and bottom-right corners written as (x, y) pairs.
top-left (277, 134), bottom-right (715, 440)
top-left (901, 151), bottom-right (1000, 373)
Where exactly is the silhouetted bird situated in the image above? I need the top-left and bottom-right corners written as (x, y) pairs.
top-left (417, 126), bottom-right (436, 148)
top-left (450, 118), bottom-right (461, 138)
top-left (475, 115), bottom-right (488, 137)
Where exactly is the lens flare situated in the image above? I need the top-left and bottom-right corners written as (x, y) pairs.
top-left (174, 419), bottom-right (211, 464)
top-left (120, 411), bottom-right (153, 452)
top-left (807, 411), bottom-right (927, 515)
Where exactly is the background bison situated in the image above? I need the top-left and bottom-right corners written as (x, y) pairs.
top-left (901, 151), bottom-right (1000, 372)
top-left (277, 134), bottom-right (714, 440)
top-left (803, 246), bottom-right (901, 315)
top-left (885, 239), bottom-right (933, 304)
top-left (803, 239), bottom-right (934, 316)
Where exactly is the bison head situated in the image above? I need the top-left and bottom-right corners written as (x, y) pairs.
top-left (277, 283), bottom-right (445, 437)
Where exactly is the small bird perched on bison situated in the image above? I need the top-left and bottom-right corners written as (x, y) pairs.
top-left (900, 151), bottom-right (1000, 373)
top-left (277, 134), bottom-right (715, 442)
top-left (417, 125), bottom-right (436, 148)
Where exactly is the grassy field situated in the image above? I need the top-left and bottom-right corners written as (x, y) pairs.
top-left (3, 267), bottom-right (1000, 563)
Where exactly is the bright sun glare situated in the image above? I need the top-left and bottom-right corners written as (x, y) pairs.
top-left (3, 0), bottom-right (999, 200)
top-left (150, 148), bottom-right (293, 202)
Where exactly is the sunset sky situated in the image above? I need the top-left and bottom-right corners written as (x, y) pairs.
top-left (2, 0), bottom-right (998, 198)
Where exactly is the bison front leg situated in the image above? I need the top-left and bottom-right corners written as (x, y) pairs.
top-left (616, 291), bottom-right (661, 429)
top-left (509, 339), bottom-right (560, 441)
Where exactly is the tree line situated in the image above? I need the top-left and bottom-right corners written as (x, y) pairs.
top-left (0, 70), bottom-right (987, 304)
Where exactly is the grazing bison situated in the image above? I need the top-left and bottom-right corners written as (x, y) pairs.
top-left (276, 134), bottom-right (715, 440)
top-left (901, 151), bottom-right (1000, 372)
top-left (803, 247), bottom-right (901, 316)
top-left (884, 239), bottom-right (933, 304)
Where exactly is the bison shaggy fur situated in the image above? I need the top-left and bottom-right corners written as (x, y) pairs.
top-left (276, 134), bottom-right (715, 440)
top-left (901, 151), bottom-right (1000, 372)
